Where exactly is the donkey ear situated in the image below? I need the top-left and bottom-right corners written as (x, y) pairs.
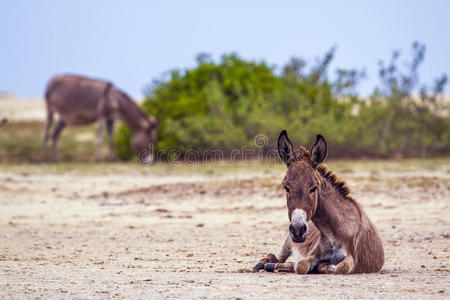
top-left (311, 134), bottom-right (327, 164)
top-left (278, 130), bottom-right (295, 166)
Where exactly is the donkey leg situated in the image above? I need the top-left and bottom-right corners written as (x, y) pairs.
top-left (253, 253), bottom-right (278, 272)
top-left (95, 119), bottom-right (105, 161)
top-left (50, 120), bottom-right (65, 162)
top-left (317, 263), bottom-right (336, 274)
top-left (253, 234), bottom-right (292, 272)
top-left (317, 256), bottom-right (354, 274)
top-left (276, 233), bottom-right (292, 263)
top-left (40, 109), bottom-right (54, 162)
top-left (295, 256), bottom-right (316, 274)
top-left (268, 234), bottom-right (297, 273)
top-left (106, 118), bottom-right (116, 161)
top-left (335, 255), bottom-right (354, 274)
top-left (273, 262), bottom-right (295, 273)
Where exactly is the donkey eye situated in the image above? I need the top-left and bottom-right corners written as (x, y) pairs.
top-left (309, 186), bottom-right (317, 194)
top-left (284, 186), bottom-right (291, 194)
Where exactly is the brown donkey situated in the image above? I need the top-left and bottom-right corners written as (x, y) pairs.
top-left (254, 130), bottom-right (384, 274)
top-left (40, 74), bottom-right (158, 162)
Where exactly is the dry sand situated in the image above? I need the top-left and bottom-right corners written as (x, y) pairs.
top-left (0, 97), bottom-right (45, 122)
top-left (0, 161), bottom-right (449, 299)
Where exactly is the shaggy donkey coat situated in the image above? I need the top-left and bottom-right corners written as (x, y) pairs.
top-left (255, 130), bottom-right (384, 274)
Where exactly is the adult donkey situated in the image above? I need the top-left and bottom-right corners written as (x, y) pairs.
top-left (254, 130), bottom-right (384, 274)
top-left (40, 75), bottom-right (157, 162)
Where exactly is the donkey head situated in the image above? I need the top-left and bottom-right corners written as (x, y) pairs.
top-left (278, 130), bottom-right (327, 243)
top-left (133, 116), bottom-right (158, 163)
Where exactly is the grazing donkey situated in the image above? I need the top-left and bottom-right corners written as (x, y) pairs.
top-left (254, 130), bottom-right (384, 274)
top-left (40, 74), bottom-right (157, 162)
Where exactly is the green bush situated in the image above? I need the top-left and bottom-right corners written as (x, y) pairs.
top-left (114, 122), bottom-right (133, 160)
top-left (115, 43), bottom-right (449, 160)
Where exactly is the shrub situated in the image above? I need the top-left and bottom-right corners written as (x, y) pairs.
top-left (115, 43), bottom-right (448, 160)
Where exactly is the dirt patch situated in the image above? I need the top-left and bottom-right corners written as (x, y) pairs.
top-left (0, 161), bottom-right (449, 298)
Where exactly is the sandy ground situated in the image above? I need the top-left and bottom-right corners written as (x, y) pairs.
top-left (0, 160), bottom-right (449, 299)
top-left (0, 97), bottom-right (46, 122)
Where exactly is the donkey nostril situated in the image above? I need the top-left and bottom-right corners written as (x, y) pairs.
top-left (289, 224), bottom-right (295, 235)
top-left (299, 224), bottom-right (307, 236)
top-left (290, 223), bottom-right (307, 237)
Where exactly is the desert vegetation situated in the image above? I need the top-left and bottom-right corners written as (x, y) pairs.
top-left (112, 42), bottom-right (449, 160)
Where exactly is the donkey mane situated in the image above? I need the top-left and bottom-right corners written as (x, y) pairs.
top-left (316, 164), bottom-right (354, 202)
top-left (119, 90), bottom-right (148, 119)
top-left (117, 90), bottom-right (149, 121)
top-left (296, 146), bottom-right (354, 202)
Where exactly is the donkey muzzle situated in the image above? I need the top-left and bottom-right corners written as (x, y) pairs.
top-left (289, 209), bottom-right (308, 243)
top-left (289, 223), bottom-right (308, 243)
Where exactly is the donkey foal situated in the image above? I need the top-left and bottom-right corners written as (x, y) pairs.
top-left (254, 130), bottom-right (384, 274)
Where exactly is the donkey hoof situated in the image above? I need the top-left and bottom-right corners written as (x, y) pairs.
top-left (252, 262), bottom-right (265, 272)
top-left (335, 261), bottom-right (351, 274)
top-left (260, 253), bottom-right (278, 264)
top-left (264, 263), bottom-right (276, 272)
top-left (318, 263), bottom-right (336, 274)
top-left (295, 260), bottom-right (310, 274)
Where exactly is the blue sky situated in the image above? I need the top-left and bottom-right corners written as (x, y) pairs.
top-left (1, 0), bottom-right (449, 98)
